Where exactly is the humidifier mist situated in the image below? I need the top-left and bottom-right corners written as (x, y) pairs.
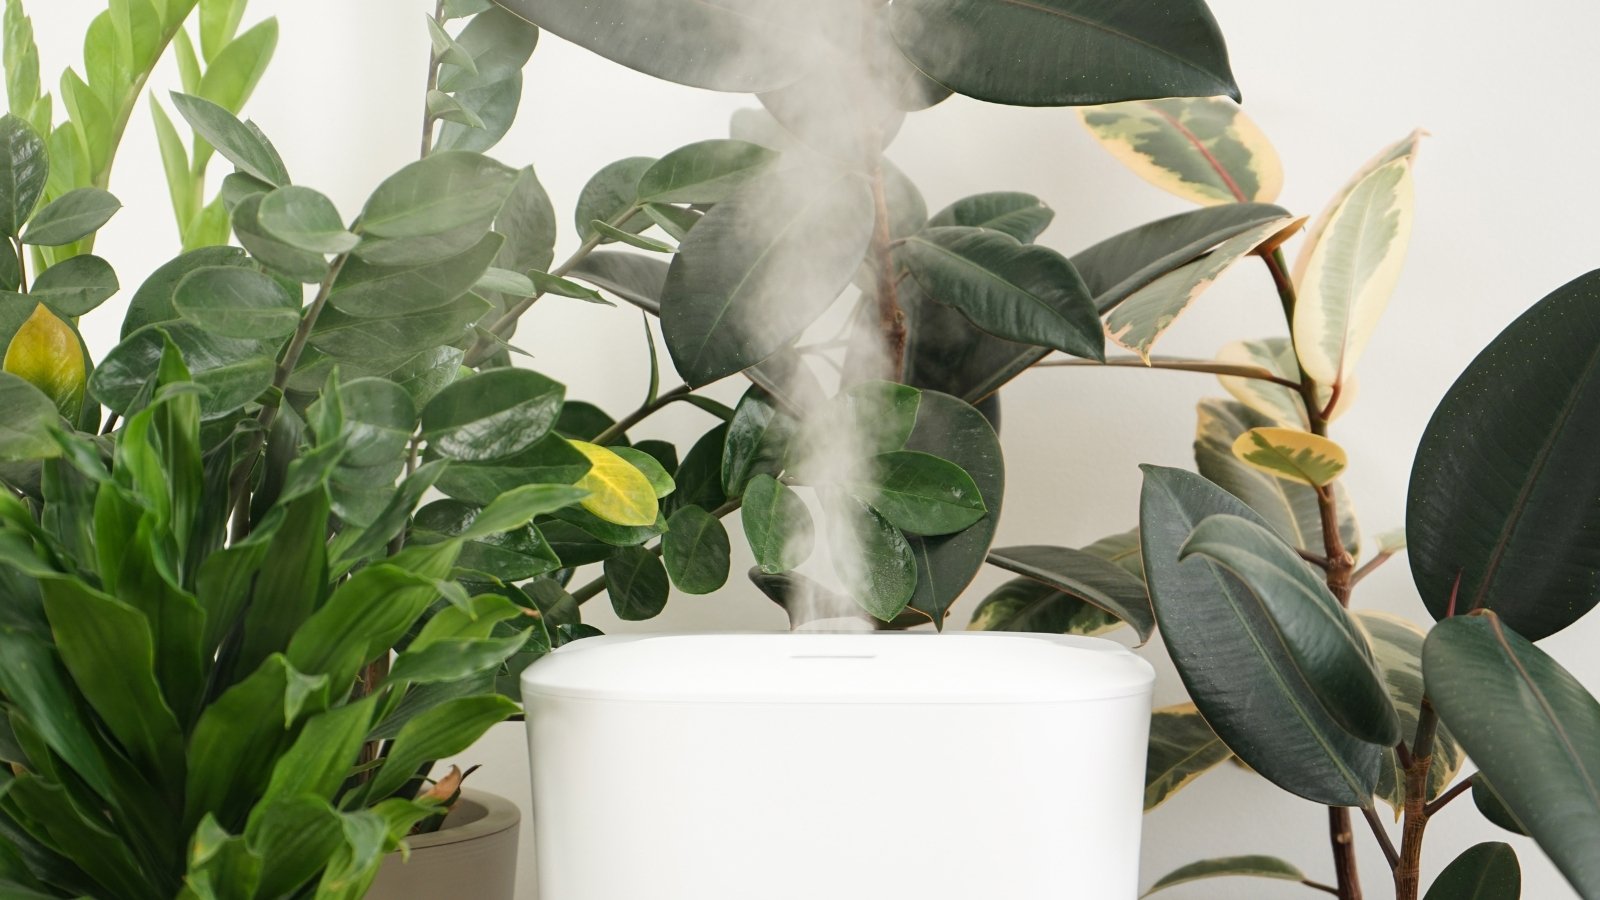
top-left (522, 632), bottom-right (1154, 899)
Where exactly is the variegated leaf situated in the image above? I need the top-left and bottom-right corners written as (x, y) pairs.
top-left (966, 576), bottom-right (1123, 637)
top-left (1145, 702), bottom-right (1232, 810)
top-left (1079, 96), bottom-right (1283, 206)
top-left (1214, 336), bottom-right (1357, 429)
top-left (1081, 527), bottom-right (1145, 581)
top-left (1292, 133), bottom-right (1422, 387)
top-left (1105, 216), bottom-right (1302, 360)
top-left (1292, 130), bottom-right (1425, 286)
top-left (1230, 426), bottom-right (1347, 487)
top-left (1195, 399), bottom-right (1359, 556)
top-left (1353, 610), bottom-right (1465, 817)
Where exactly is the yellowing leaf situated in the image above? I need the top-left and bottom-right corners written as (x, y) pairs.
top-left (4, 303), bottom-right (85, 417)
top-left (1078, 97), bottom-right (1283, 206)
top-left (569, 439), bottom-right (658, 527)
top-left (1292, 132), bottom-right (1423, 387)
top-left (1105, 216), bottom-right (1302, 360)
top-left (1230, 427), bottom-right (1347, 487)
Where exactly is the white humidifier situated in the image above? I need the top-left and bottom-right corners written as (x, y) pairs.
top-left (522, 632), bottom-right (1154, 899)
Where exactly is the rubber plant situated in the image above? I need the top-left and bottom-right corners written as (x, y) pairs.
top-left (951, 89), bottom-right (1600, 899)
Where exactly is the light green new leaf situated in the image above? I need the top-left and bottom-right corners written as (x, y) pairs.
top-left (1425, 613), bottom-right (1600, 897)
top-left (1143, 855), bottom-right (1309, 897)
top-left (425, 89), bottom-right (483, 129)
top-left (1292, 135), bottom-right (1421, 388)
top-left (20, 187), bottom-right (119, 245)
top-left (195, 17), bottom-right (277, 120)
top-left (590, 219), bottom-right (672, 253)
top-left (1105, 216), bottom-right (1301, 360)
top-left (1353, 611), bottom-right (1464, 816)
top-left (900, 226), bottom-right (1103, 360)
top-left (173, 265), bottom-right (301, 339)
top-left (1144, 703), bottom-right (1231, 810)
top-left (636, 139), bottom-right (778, 205)
top-left (425, 16), bottom-right (477, 75)
top-left (1079, 96), bottom-right (1282, 206)
top-left (1231, 426), bottom-right (1347, 487)
top-left (1181, 514), bottom-right (1397, 745)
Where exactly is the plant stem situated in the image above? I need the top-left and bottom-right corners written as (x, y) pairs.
top-left (592, 384), bottom-right (691, 446)
top-left (1393, 702), bottom-right (1439, 899)
top-left (1352, 549), bottom-right (1398, 586)
top-left (569, 496), bottom-right (742, 604)
top-left (1328, 808), bottom-right (1363, 900)
top-left (1424, 774), bottom-right (1472, 817)
top-left (1036, 356), bottom-right (1303, 389)
top-left (1303, 881), bottom-right (1342, 897)
top-left (419, 0), bottom-right (445, 159)
top-left (868, 159), bottom-right (906, 382)
top-left (1360, 805), bottom-right (1400, 868)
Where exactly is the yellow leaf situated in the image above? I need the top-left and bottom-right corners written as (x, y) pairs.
top-left (4, 303), bottom-right (85, 418)
top-left (1230, 427), bottom-right (1347, 487)
top-left (569, 439), bottom-right (659, 527)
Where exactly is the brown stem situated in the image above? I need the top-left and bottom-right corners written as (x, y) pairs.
top-left (868, 160), bottom-right (906, 382)
top-left (592, 384), bottom-right (692, 446)
top-left (1035, 356), bottom-right (1303, 389)
top-left (1352, 550), bottom-right (1397, 587)
top-left (1393, 702), bottom-right (1439, 899)
top-left (1329, 808), bottom-right (1363, 900)
top-left (1424, 774), bottom-right (1473, 818)
top-left (1303, 881), bottom-right (1342, 897)
top-left (1360, 805), bottom-right (1400, 869)
top-left (419, 0), bottom-right (445, 159)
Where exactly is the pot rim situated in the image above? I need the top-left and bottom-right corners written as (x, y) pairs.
top-left (403, 788), bottom-right (521, 850)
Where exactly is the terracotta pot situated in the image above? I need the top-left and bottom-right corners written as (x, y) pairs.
top-left (367, 789), bottom-right (520, 899)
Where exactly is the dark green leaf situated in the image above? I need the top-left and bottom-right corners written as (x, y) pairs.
top-left (91, 322), bottom-right (274, 420)
top-left (1142, 855), bottom-right (1307, 897)
top-left (928, 192), bottom-right (1053, 243)
top-left (574, 157), bottom-right (652, 242)
top-left (968, 576), bottom-right (1122, 636)
top-left (309, 293), bottom-right (490, 359)
top-left (900, 226), bottom-right (1103, 360)
top-left (173, 265), bottom-right (300, 339)
top-left (988, 544), bottom-right (1153, 642)
top-left (721, 387), bottom-right (794, 495)
top-left (741, 473), bottom-right (812, 574)
top-left (170, 92), bottom-right (289, 185)
top-left (490, 0), bottom-right (812, 92)
top-left (1423, 842), bottom-right (1520, 900)
top-left (827, 494), bottom-right (917, 622)
top-left (435, 7), bottom-right (538, 92)
top-left (257, 186), bottom-right (358, 254)
top-left (1180, 514), bottom-right (1399, 745)
top-left (420, 367), bottom-right (563, 461)
top-left (413, 499), bottom-right (561, 583)
top-left (1474, 775), bottom-right (1528, 836)
top-left (31, 254), bottom-right (117, 316)
top-left (662, 168), bottom-right (874, 386)
top-left (0, 114), bottom-right (46, 236)
top-left (567, 250), bottom-right (667, 314)
top-left (334, 233), bottom-right (502, 317)
top-left (665, 423), bottom-right (728, 515)
top-left (492, 166), bottom-right (557, 274)
top-left (1409, 269), bottom-right (1600, 640)
top-left (359, 151), bottom-right (517, 239)
top-left (0, 373), bottom-right (55, 460)
top-left (605, 545), bottom-right (669, 620)
top-left (367, 695), bottom-right (517, 800)
top-left (232, 193), bottom-right (328, 283)
top-left (122, 246), bottom-right (252, 337)
top-left (853, 450), bottom-right (986, 536)
top-left (663, 505), bottom-right (730, 594)
top-left (887, 0), bottom-right (1237, 106)
top-left (637, 140), bottom-right (779, 205)
top-left (436, 75), bottom-right (522, 154)
top-left (1139, 465), bottom-right (1379, 806)
top-left (434, 434), bottom-right (590, 505)
top-left (1425, 613), bottom-right (1600, 896)
top-left (20, 187), bottom-right (119, 245)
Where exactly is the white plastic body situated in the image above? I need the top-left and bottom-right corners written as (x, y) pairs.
top-left (522, 632), bottom-right (1154, 900)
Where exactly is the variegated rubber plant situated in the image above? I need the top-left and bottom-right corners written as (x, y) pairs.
top-left (970, 91), bottom-right (1600, 900)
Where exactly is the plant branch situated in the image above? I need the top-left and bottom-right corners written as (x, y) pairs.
top-left (868, 158), bottom-right (906, 382)
top-left (1360, 805), bottom-right (1400, 869)
top-left (420, 0), bottom-right (446, 159)
top-left (570, 496), bottom-right (742, 604)
top-left (1035, 356), bottom-right (1303, 389)
top-left (1424, 775), bottom-right (1473, 818)
top-left (592, 385), bottom-right (692, 446)
top-left (1302, 881), bottom-right (1341, 897)
top-left (1352, 549), bottom-right (1398, 586)
top-left (1393, 700), bottom-right (1440, 899)
top-left (1328, 808), bottom-right (1363, 900)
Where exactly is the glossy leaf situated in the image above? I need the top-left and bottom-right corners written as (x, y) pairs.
top-left (172, 265), bottom-right (301, 339)
top-left (1474, 775), bottom-right (1528, 836)
top-left (1231, 426), bottom-right (1347, 487)
top-left (420, 368), bottom-right (563, 462)
top-left (232, 193), bottom-right (327, 283)
top-left (256, 186), bottom-right (358, 254)
top-left (927, 192), bottom-right (1053, 243)
top-left (1080, 97), bottom-right (1281, 205)
top-left (30, 254), bottom-right (119, 316)
top-left (3, 305), bottom-right (83, 418)
top-left (828, 494), bottom-right (917, 622)
top-left (0, 114), bottom-right (46, 236)
top-left (0, 371), bottom-right (59, 459)
top-left (334, 233), bottom-right (501, 317)
top-left (1181, 513), bottom-right (1397, 745)
top-left (1353, 611), bottom-right (1464, 815)
top-left (93, 322), bottom-right (274, 420)
top-left (1140, 465), bottom-right (1380, 806)
top-left (1194, 399), bottom-right (1359, 556)
top-left (170, 92), bottom-right (288, 186)
top-left (721, 388), bottom-right (795, 496)
top-left (1425, 613), bottom-right (1600, 896)
top-left (887, 0), bottom-right (1237, 106)
top-left (637, 139), bottom-right (778, 205)
top-left (366, 695), bottom-right (517, 800)
top-left (1143, 855), bottom-right (1308, 898)
top-left (570, 439), bottom-right (658, 527)
top-left (1145, 703), bottom-right (1231, 810)
top-left (987, 544), bottom-right (1153, 642)
top-left (489, 0), bottom-right (813, 92)
top-left (662, 505), bottom-right (730, 595)
top-left (1293, 136), bottom-right (1421, 387)
top-left (1407, 269), bottom-right (1600, 639)
top-left (1423, 842), bottom-right (1520, 900)
top-left (661, 168), bottom-right (874, 386)
top-left (308, 294), bottom-right (489, 360)
top-left (612, 446), bottom-right (674, 499)
top-left (1105, 216), bottom-right (1300, 359)
top-left (434, 435), bottom-right (590, 505)
top-left (20, 187), bottom-right (120, 245)
top-left (359, 151), bottom-right (516, 239)
top-left (605, 545), bottom-right (670, 621)
top-left (741, 474), bottom-right (813, 575)
top-left (900, 226), bottom-right (1103, 360)
top-left (123, 246), bottom-right (252, 338)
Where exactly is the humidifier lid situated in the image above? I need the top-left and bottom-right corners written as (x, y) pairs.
top-left (521, 632), bottom-right (1154, 704)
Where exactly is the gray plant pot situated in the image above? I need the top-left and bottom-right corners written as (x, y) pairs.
top-left (367, 789), bottom-right (520, 899)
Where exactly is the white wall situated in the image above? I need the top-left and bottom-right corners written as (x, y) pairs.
top-left (30, 0), bottom-right (1600, 896)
